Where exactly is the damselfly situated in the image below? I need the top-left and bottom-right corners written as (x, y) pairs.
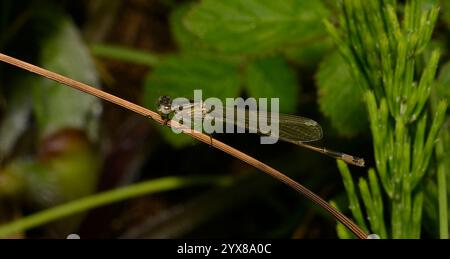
top-left (157, 96), bottom-right (365, 167)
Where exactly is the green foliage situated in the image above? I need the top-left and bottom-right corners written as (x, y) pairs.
top-left (437, 0), bottom-right (450, 26)
top-left (435, 122), bottom-right (450, 238)
top-left (134, 1), bottom-right (344, 147)
top-left (283, 36), bottom-right (333, 66)
top-left (316, 52), bottom-right (367, 136)
top-left (144, 56), bottom-right (241, 103)
top-left (0, 175), bottom-right (232, 237)
top-left (170, 3), bottom-right (205, 53)
top-left (0, 5), bottom-right (104, 235)
top-left (360, 169), bottom-right (387, 238)
top-left (326, 1), bottom-right (440, 121)
top-left (328, 0), bottom-right (449, 238)
top-left (184, 0), bottom-right (329, 54)
top-left (245, 56), bottom-right (299, 113)
top-left (145, 1), bottom-right (334, 146)
top-left (431, 60), bottom-right (450, 238)
top-left (33, 16), bottom-right (101, 140)
top-left (336, 161), bottom-right (388, 238)
top-left (437, 62), bottom-right (450, 102)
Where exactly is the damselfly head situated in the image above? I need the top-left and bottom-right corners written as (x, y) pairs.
top-left (157, 96), bottom-right (173, 116)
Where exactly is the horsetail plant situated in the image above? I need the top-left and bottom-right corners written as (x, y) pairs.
top-left (326, 0), bottom-right (448, 238)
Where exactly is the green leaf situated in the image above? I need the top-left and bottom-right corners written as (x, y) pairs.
top-left (170, 3), bottom-right (204, 52)
top-left (143, 55), bottom-right (241, 147)
top-left (283, 36), bottom-right (333, 67)
top-left (0, 75), bottom-right (33, 162)
top-left (184, 0), bottom-right (329, 54)
top-left (244, 56), bottom-right (299, 113)
top-left (33, 16), bottom-right (101, 140)
top-left (316, 51), bottom-right (367, 137)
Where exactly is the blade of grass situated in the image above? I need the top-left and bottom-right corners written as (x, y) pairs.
top-left (90, 44), bottom-right (161, 67)
top-left (0, 175), bottom-right (232, 237)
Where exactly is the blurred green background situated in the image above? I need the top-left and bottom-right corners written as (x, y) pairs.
top-left (0, 0), bottom-right (448, 238)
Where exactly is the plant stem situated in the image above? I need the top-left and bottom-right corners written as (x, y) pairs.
top-left (90, 44), bottom-right (161, 67)
top-left (435, 131), bottom-right (449, 239)
top-left (0, 175), bottom-right (232, 237)
top-left (437, 161), bottom-right (448, 238)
